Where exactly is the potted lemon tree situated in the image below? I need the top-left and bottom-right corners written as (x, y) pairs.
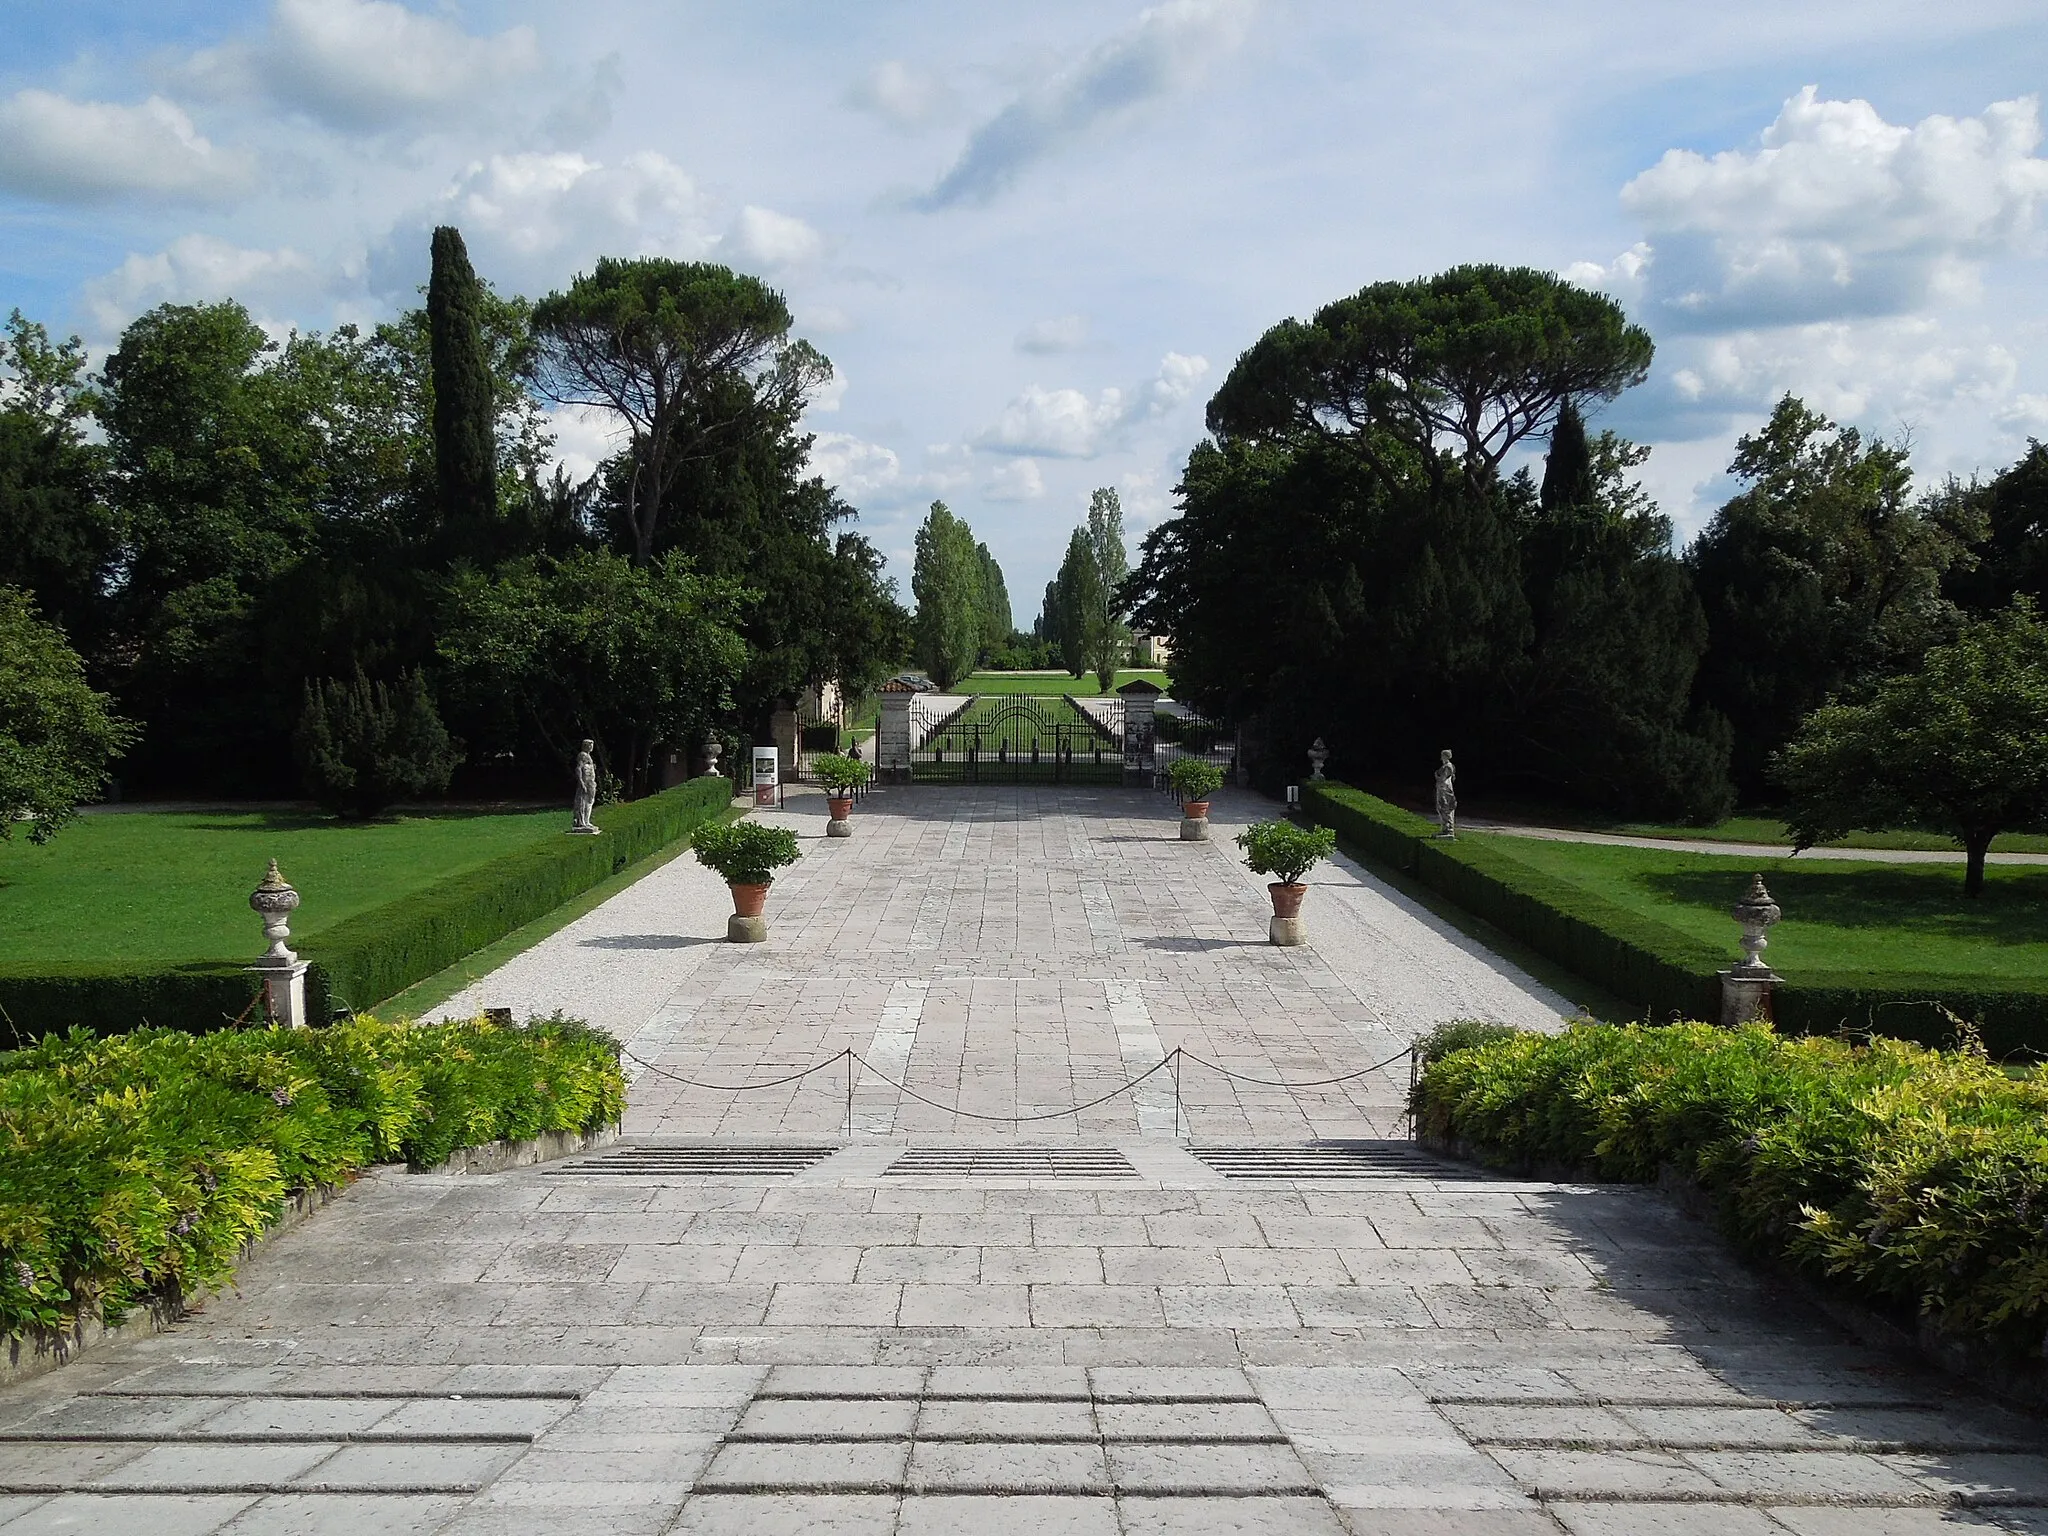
top-left (1166, 758), bottom-right (1225, 840)
top-left (1235, 820), bottom-right (1336, 946)
top-left (812, 753), bottom-right (871, 837)
top-left (693, 819), bottom-right (802, 941)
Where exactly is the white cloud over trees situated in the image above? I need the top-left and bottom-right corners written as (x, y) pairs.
top-left (0, 92), bottom-right (253, 204)
top-left (977, 353), bottom-right (1209, 458)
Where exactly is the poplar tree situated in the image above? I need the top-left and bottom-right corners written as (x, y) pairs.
top-left (977, 542), bottom-right (1012, 660)
top-left (427, 227), bottom-right (499, 547)
top-left (911, 501), bottom-right (981, 689)
top-left (1083, 487), bottom-right (1130, 690)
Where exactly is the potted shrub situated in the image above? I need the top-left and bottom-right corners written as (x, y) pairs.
top-left (692, 819), bottom-right (802, 942)
top-left (811, 753), bottom-right (871, 838)
top-left (1166, 758), bottom-right (1225, 840)
top-left (1235, 820), bottom-right (1336, 946)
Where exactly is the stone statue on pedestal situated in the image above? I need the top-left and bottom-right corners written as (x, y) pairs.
top-left (570, 740), bottom-right (600, 835)
top-left (1433, 749), bottom-right (1457, 839)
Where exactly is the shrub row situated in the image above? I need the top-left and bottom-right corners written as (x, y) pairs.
top-left (0, 1014), bottom-right (624, 1339)
top-left (0, 775), bottom-right (735, 1047)
top-left (1416, 1024), bottom-right (2048, 1349)
top-left (305, 774), bottom-right (733, 1020)
top-left (1304, 780), bottom-right (1723, 1018)
top-left (1302, 780), bottom-right (2048, 1052)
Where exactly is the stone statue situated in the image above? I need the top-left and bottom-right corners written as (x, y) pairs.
top-left (1433, 749), bottom-right (1457, 838)
top-left (570, 739), bottom-right (600, 835)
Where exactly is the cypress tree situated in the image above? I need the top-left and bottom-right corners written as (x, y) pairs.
top-left (428, 227), bottom-right (499, 549)
top-left (1540, 401), bottom-right (1594, 512)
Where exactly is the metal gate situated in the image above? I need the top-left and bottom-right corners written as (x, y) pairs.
top-left (911, 696), bottom-right (1125, 785)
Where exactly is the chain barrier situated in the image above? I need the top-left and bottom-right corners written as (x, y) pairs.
top-left (618, 1040), bottom-right (1418, 1135)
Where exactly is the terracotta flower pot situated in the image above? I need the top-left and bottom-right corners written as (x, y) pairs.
top-left (827, 795), bottom-right (853, 821)
top-left (730, 882), bottom-right (770, 918)
top-left (1268, 882), bottom-right (1306, 919)
top-left (1181, 800), bottom-right (1211, 819)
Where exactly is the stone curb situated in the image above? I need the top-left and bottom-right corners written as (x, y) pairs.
top-left (1418, 1127), bottom-right (2048, 1413)
top-left (2, 1120), bottom-right (621, 1389)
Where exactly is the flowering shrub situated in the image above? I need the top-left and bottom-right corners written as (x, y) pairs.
top-left (0, 1013), bottom-right (623, 1337)
top-left (1416, 1022), bottom-right (2048, 1344)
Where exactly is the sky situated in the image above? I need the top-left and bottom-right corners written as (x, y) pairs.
top-left (4, 0), bottom-right (2048, 612)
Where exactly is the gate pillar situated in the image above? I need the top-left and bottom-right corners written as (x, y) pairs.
top-left (1117, 677), bottom-right (1162, 787)
top-left (878, 675), bottom-right (924, 783)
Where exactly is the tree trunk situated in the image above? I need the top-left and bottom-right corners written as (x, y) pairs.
top-left (1964, 833), bottom-right (1992, 897)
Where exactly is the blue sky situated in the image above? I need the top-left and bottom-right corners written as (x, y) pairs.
top-left (4, 0), bottom-right (2047, 608)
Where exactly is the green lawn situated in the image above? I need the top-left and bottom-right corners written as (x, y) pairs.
top-left (1490, 835), bottom-right (2048, 982)
top-left (1607, 814), bottom-right (2048, 856)
top-left (0, 807), bottom-right (564, 970)
top-left (956, 669), bottom-right (1172, 696)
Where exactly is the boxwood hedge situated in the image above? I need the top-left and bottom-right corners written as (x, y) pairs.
top-left (1303, 780), bottom-right (2048, 1052)
top-left (0, 775), bottom-right (734, 1047)
top-left (0, 1013), bottom-right (624, 1341)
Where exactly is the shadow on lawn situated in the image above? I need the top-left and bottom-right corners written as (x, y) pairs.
top-left (188, 807), bottom-right (547, 834)
top-left (1641, 865), bottom-right (2048, 946)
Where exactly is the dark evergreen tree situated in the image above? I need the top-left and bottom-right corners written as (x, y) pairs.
top-left (428, 226), bottom-right (499, 551)
top-left (976, 542), bottom-right (1012, 662)
top-left (294, 668), bottom-right (460, 819)
top-left (1946, 441), bottom-right (2048, 614)
top-left (1539, 401), bottom-right (1594, 512)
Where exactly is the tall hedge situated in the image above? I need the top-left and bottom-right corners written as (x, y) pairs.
top-left (0, 775), bottom-right (734, 1046)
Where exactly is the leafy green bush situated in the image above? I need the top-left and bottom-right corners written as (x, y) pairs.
top-left (1417, 1022), bottom-right (2048, 1345)
top-left (1167, 757), bottom-right (1224, 802)
top-left (0, 1013), bottom-right (623, 1338)
top-left (1413, 1019), bottom-right (1525, 1064)
top-left (1236, 819), bottom-right (1336, 884)
top-left (811, 753), bottom-right (871, 793)
top-left (294, 668), bottom-right (460, 820)
top-left (693, 818), bottom-right (802, 885)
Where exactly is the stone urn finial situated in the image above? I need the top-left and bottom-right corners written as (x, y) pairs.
top-left (702, 738), bottom-right (723, 774)
top-left (1306, 738), bottom-right (1330, 781)
top-left (1730, 873), bottom-right (1781, 976)
top-left (250, 859), bottom-right (301, 965)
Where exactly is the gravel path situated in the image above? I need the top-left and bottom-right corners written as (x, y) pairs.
top-left (1463, 818), bottom-right (2048, 866)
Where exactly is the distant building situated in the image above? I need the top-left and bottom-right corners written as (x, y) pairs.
top-left (1131, 634), bottom-right (1171, 668)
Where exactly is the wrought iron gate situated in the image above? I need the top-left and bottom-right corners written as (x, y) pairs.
top-left (911, 696), bottom-right (1125, 785)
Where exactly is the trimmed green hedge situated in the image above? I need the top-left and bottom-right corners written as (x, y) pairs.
top-left (0, 1013), bottom-right (624, 1339)
top-left (305, 774), bottom-right (732, 1020)
top-left (1416, 1023), bottom-right (2048, 1348)
top-left (1302, 779), bottom-right (2048, 1051)
top-left (0, 776), bottom-right (734, 1046)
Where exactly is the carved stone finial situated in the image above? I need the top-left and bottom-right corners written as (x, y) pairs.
top-left (249, 859), bottom-right (301, 965)
top-left (1306, 738), bottom-right (1330, 781)
top-left (1730, 873), bottom-right (1781, 975)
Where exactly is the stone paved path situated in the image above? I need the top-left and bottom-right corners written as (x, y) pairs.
top-left (4, 786), bottom-right (2046, 1535)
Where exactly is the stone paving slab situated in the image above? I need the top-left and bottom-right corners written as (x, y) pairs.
top-left (6, 788), bottom-right (2048, 1533)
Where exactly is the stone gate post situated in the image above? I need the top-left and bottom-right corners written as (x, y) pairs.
top-left (878, 676), bottom-right (922, 783)
top-left (1118, 677), bottom-right (1162, 787)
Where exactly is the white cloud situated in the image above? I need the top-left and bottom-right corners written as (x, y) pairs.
top-left (845, 60), bottom-right (958, 131)
top-left (544, 404), bottom-right (628, 482)
top-left (727, 205), bottom-right (825, 270)
top-left (1603, 88), bottom-right (2048, 331)
top-left (921, 0), bottom-right (1257, 208)
top-left (977, 352), bottom-right (1209, 457)
top-left (0, 91), bottom-right (253, 204)
top-left (808, 432), bottom-right (906, 499)
top-left (984, 458), bottom-right (1046, 500)
top-left (1668, 318), bottom-right (2018, 423)
top-left (1017, 314), bottom-right (1089, 353)
top-left (82, 235), bottom-right (319, 337)
top-left (1995, 394), bottom-right (2048, 435)
top-left (376, 151), bottom-right (709, 296)
top-left (807, 366), bottom-right (849, 413)
top-left (183, 0), bottom-right (541, 130)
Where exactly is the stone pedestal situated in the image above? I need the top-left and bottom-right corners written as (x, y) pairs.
top-left (566, 824), bottom-right (600, 837)
top-left (248, 959), bottom-right (311, 1028)
top-left (1269, 915), bottom-right (1306, 946)
top-left (827, 818), bottom-right (853, 838)
top-left (1180, 815), bottom-right (1209, 841)
top-left (727, 914), bottom-right (769, 943)
top-left (1719, 968), bottom-right (1777, 1026)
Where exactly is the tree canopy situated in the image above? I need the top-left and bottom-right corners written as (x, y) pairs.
top-left (1776, 599), bottom-right (2048, 896)
top-left (912, 501), bottom-right (983, 690)
top-left (1206, 264), bottom-right (1652, 491)
top-left (531, 258), bottom-right (828, 563)
top-left (0, 587), bottom-right (136, 842)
